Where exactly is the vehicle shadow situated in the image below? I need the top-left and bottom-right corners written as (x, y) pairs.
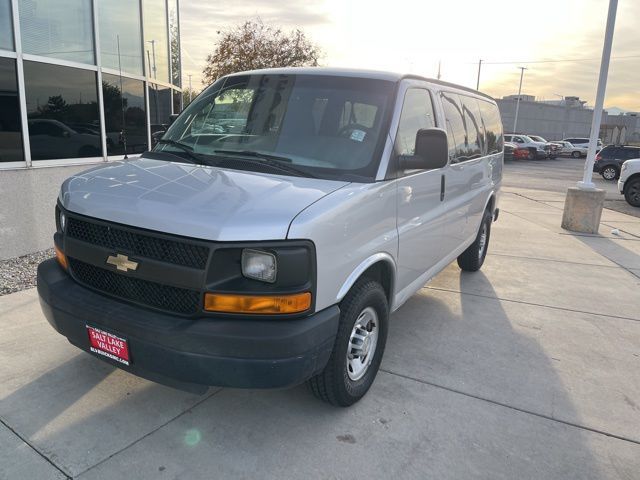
top-left (374, 268), bottom-right (611, 478)
top-left (0, 350), bottom-right (206, 476)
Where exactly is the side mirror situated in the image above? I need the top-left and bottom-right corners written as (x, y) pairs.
top-left (169, 114), bottom-right (180, 125)
top-left (398, 128), bottom-right (448, 170)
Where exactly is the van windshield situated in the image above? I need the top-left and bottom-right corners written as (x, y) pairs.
top-left (156, 74), bottom-right (395, 181)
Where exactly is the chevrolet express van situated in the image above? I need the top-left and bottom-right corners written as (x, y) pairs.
top-left (38, 68), bottom-right (503, 406)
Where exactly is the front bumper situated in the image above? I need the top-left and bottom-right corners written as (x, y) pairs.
top-left (37, 259), bottom-right (339, 390)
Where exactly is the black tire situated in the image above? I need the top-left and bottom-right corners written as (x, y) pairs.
top-left (457, 209), bottom-right (492, 272)
top-left (601, 165), bottom-right (619, 181)
top-left (571, 151), bottom-right (581, 158)
top-left (307, 279), bottom-right (388, 407)
top-left (527, 149), bottom-right (535, 160)
top-left (624, 178), bottom-right (640, 207)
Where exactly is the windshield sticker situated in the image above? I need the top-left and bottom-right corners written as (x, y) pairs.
top-left (350, 130), bottom-right (366, 142)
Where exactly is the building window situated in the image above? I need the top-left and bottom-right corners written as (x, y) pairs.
top-left (98, 0), bottom-right (143, 76)
top-left (149, 83), bottom-right (171, 145)
top-left (142, 0), bottom-right (169, 83)
top-left (0, 0), bottom-right (14, 51)
top-left (24, 61), bottom-right (102, 160)
top-left (19, 0), bottom-right (95, 64)
top-left (168, 0), bottom-right (180, 86)
top-left (0, 58), bottom-right (23, 163)
top-left (102, 73), bottom-right (147, 156)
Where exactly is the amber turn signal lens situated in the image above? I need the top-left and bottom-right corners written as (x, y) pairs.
top-left (54, 244), bottom-right (68, 270)
top-left (204, 292), bottom-right (311, 314)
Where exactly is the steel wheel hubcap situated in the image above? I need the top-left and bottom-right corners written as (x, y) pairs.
top-left (346, 307), bottom-right (379, 381)
top-left (478, 223), bottom-right (488, 260)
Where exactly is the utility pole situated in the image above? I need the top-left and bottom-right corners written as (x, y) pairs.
top-left (512, 66), bottom-right (527, 134)
top-left (476, 59), bottom-right (482, 90)
top-left (147, 39), bottom-right (157, 80)
top-left (188, 74), bottom-right (192, 104)
top-left (437, 61), bottom-right (441, 80)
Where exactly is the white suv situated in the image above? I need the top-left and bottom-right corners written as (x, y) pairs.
top-left (619, 158), bottom-right (640, 207)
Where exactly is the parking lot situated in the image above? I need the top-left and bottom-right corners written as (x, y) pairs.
top-left (2, 158), bottom-right (640, 479)
top-left (503, 155), bottom-right (639, 218)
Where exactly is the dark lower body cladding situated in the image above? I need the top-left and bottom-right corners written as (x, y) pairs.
top-left (37, 259), bottom-right (339, 391)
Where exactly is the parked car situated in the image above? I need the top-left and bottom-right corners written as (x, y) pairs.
top-left (37, 68), bottom-right (504, 406)
top-left (556, 140), bottom-right (588, 158)
top-left (503, 134), bottom-right (548, 159)
top-left (527, 135), bottom-right (560, 158)
top-left (562, 137), bottom-right (603, 153)
top-left (618, 158), bottom-right (640, 207)
top-left (593, 145), bottom-right (640, 180)
top-left (504, 142), bottom-right (516, 161)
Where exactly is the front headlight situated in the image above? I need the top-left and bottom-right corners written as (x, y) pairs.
top-left (241, 249), bottom-right (277, 283)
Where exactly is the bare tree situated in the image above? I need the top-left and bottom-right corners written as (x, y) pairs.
top-left (202, 19), bottom-right (322, 85)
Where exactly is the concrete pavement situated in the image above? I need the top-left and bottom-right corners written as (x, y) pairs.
top-left (1, 188), bottom-right (640, 479)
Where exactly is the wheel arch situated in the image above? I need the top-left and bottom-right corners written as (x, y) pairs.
top-left (624, 172), bottom-right (640, 191)
top-left (336, 253), bottom-right (396, 305)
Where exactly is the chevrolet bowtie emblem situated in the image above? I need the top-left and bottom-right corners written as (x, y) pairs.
top-left (106, 254), bottom-right (139, 272)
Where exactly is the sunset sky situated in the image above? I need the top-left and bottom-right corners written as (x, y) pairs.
top-left (180, 0), bottom-right (640, 111)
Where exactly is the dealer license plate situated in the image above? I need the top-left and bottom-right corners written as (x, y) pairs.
top-left (86, 326), bottom-right (130, 365)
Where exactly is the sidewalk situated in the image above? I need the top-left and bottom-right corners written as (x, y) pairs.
top-left (1, 189), bottom-right (639, 480)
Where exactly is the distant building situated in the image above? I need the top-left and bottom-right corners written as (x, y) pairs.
top-left (496, 94), bottom-right (640, 144)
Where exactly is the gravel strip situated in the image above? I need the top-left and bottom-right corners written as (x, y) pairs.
top-left (0, 249), bottom-right (55, 296)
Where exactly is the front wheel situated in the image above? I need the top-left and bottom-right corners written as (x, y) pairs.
top-left (624, 178), bottom-right (640, 207)
top-left (457, 209), bottom-right (492, 272)
top-left (308, 279), bottom-right (388, 407)
top-left (601, 165), bottom-right (619, 181)
top-left (571, 151), bottom-right (581, 158)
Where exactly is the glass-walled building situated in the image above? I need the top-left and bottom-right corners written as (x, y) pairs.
top-left (0, 0), bottom-right (181, 168)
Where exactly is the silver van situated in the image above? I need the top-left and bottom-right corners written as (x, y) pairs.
top-left (38, 68), bottom-right (503, 406)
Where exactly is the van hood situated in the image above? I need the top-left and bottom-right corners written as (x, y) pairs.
top-left (60, 158), bottom-right (349, 241)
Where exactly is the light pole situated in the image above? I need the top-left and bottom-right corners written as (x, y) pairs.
top-left (561, 0), bottom-right (618, 234)
top-left (188, 74), bottom-right (192, 104)
top-left (512, 66), bottom-right (527, 134)
top-left (476, 59), bottom-right (482, 90)
top-left (578, 0), bottom-right (617, 189)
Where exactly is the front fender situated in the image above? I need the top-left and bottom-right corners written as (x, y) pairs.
top-left (336, 253), bottom-right (396, 302)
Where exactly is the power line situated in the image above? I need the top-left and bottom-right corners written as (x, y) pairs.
top-left (478, 54), bottom-right (640, 65)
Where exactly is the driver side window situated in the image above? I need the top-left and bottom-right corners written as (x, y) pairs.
top-left (395, 88), bottom-right (436, 157)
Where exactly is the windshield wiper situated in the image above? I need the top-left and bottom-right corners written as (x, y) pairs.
top-left (157, 139), bottom-right (210, 165)
top-left (214, 149), bottom-right (293, 163)
top-left (213, 149), bottom-right (316, 178)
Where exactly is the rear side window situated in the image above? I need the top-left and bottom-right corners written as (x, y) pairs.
top-left (441, 93), bottom-right (466, 163)
top-left (394, 88), bottom-right (436, 157)
top-left (478, 100), bottom-right (503, 154)
top-left (623, 148), bottom-right (640, 160)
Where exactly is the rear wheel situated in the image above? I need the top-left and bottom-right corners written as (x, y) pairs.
top-left (571, 151), bottom-right (581, 158)
top-left (457, 209), bottom-right (492, 272)
top-left (527, 149), bottom-right (535, 160)
top-left (624, 178), bottom-right (640, 207)
top-left (601, 165), bottom-right (619, 181)
top-left (307, 279), bottom-right (388, 407)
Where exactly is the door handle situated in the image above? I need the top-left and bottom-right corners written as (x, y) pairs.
top-left (440, 174), bottom-right (445, 201)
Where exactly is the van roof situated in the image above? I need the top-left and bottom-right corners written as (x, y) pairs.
top-left (226, 67), bottom-right (495, 102)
